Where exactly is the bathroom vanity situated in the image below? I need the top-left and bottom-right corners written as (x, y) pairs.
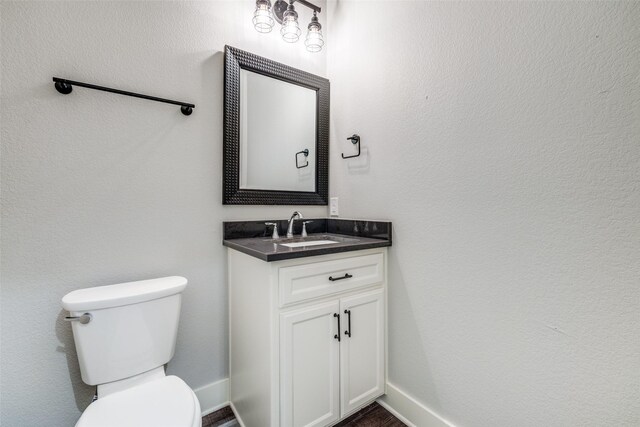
top-left (224, 219), bottom-right (391, 427)
top-left (221, 47), bottom-right (393, 426)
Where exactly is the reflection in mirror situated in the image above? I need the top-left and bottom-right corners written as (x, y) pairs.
top-left (240, 70), bottom-right (316, 192)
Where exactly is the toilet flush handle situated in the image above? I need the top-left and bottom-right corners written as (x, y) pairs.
top-left (64, 313), bottom-right (92, 324)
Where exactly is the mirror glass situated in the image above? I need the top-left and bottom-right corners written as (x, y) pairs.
top-left (240, 69), bottom-right (316, 192)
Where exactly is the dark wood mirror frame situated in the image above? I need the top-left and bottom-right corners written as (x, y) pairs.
top-left (223, 45), bottom-right (330, 205)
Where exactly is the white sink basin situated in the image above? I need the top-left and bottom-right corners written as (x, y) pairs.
top-left (279, 240), bottom-right (340, 248)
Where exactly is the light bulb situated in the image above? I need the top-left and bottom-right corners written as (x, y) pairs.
top-left (253, 0), bottom-right (274, 33)
top-left (305, 12), bottom-right (323, 52)
top-left (280, 2), bottom-right (301, 43)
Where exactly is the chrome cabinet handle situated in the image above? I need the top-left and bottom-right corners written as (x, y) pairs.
top-left (64, 313), bottom-right (92, 324)
top-left (329, 273), bottom-right (352, 282)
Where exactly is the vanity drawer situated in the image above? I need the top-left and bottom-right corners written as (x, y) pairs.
top-left (279, 252), bottom-right (384, 306)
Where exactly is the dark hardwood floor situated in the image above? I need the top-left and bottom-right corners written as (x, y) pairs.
top-left (202, 402), bottom-right (406, 427)
top-left (201, 406), bottom-right (237, 427)
top-left (334, 402), bottom-right (406, 427)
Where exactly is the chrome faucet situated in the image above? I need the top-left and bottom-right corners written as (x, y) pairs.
top-left (286, 211), bottom-right (304, 238)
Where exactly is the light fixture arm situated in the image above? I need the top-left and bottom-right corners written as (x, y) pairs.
top-left (273, 0), bottom-right (321, 24)
top-left (292, 0), bottom-right (321, 13)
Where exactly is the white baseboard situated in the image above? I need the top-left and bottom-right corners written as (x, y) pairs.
top-left (194, 378), bottom-right (452, 427)
top-left (377, 382), bottom-right (454, 427)
top-left (229, 401), bottom-right (246, 427)
top-left (194, 378), bottom-right (229, 416)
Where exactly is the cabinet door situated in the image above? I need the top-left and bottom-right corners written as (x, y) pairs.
top-left (339, 289), bottom-right (385, 416)
top-left (280, 301), bottom-right (341, 427)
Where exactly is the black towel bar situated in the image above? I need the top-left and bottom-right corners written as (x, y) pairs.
top-left (52, 77), bottom-right (195, 116)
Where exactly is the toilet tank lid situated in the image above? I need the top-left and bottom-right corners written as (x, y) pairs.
top-left (62, 276), bottom-right (188, 311)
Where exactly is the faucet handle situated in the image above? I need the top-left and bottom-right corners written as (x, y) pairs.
top-left (265, 222), bottom-right (279, 239)
top-left (301, 220), bottom-right (313, 237)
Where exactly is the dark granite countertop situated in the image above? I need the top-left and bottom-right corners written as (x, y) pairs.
top-left (223, 219), bottom-right (392, 262)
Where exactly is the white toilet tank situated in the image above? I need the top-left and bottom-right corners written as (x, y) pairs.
top-left (61, 276), bottom-right (188, 386)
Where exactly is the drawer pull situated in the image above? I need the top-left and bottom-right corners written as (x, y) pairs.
top-left (334, 313), bottom-right (341, 342)
top-left (328, 273), bottom-right (353, 282)
top-left (344, 309), bottom-right (351, 337)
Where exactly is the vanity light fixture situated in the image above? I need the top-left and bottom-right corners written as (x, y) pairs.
top-left (253, 0), bottom-right (324, 52)
top-left (252, 0), bottom-right (275, 33)
top-left (304, 11), bottom-right (323, 52)
top-left (280, 2), bottom-right (301, 43)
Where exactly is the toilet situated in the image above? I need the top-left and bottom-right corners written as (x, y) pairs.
top-left (61, 276), bottom-right (201, 427)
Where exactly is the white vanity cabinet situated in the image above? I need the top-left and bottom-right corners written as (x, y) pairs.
top-left (228, 247), bottom-right (387, 427)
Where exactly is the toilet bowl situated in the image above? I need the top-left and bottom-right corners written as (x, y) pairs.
top-left (76, 375), bottom-right (201, 427)
top-left (62, 276), bottom-right (201, 427)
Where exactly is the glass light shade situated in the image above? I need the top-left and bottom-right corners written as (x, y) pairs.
top-left (280, 5), bottom-right (301, 43)
top-left (305, 16), bottom-right (323, 52)
top-left (253, 0), bottom-right (274, 33)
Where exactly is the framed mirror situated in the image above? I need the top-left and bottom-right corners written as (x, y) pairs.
top-left (223, 45), bottom-right (329, 205)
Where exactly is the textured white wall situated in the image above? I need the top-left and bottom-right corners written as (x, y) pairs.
top-left (0, 2), bottom-right (326, 426)
top-left (327, 1), bottom-right (639, 426)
